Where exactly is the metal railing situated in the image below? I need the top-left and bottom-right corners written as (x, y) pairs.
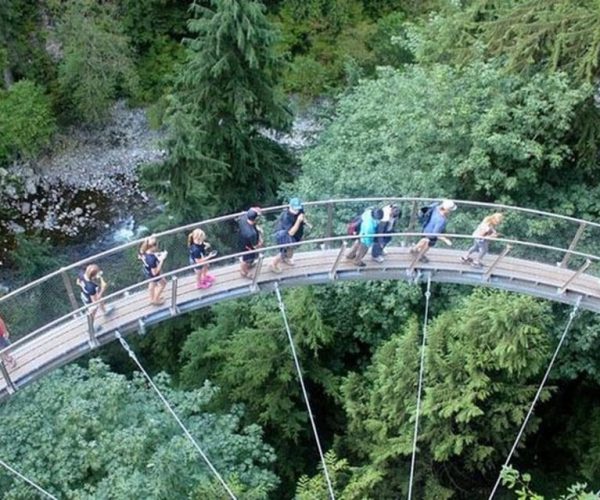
top-left (1, 197), bottom-right (600, 344)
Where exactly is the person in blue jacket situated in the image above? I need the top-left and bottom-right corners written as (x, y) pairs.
top-left (410, 199), bottom-right (456, 263)
top-left (345, 207), bottom-right (383, 267)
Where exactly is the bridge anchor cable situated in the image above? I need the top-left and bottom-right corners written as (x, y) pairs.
top-left (0, 458), bottom-right (58, 499)
top-left (488, 297), bottom-right (582, 499)
top-left (115, 331), bottom-right (237, 500)
top-left (408, 272), bottom-right (432, 500)
top-left (274, 283), bottom-right (336, 500)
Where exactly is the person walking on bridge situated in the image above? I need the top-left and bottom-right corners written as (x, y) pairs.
top-left (238, 207), bottom-right (263, 278)
top-left (461, 212), bottom-right (503, 267)
top-left (270, 198), bottom-right (308, 274)
top-left (0, 315), bottom-right (17, 369)
top-left (188, 228), bottom-right (218, 289)
top-left (76, 264), bottom-right (114, 330)
top-left (139, 236), bottom-right (168, 305)
top-left (346, 207), bottom-right (384, 267)
top-left (410, 199), bottom-right (456, 263)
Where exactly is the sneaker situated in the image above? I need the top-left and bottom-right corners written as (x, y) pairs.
top-left (283, 257), bottom-right (295, 266)
top-left (471, 260), bottom-right (484, 268)
top-left (240, 271), bottom-right (253, 279)
top-left (460, 256), bottom-right (472, 264)
top-left (270, 264), bottom-right (283, 274)
top-left (198, 279), bottom-right (213, 289)
top-left (104, 305), bottom-right (115, 317)
top-left (204, 274), bottom-right (216, 283)
top-left (355, 261), bottom-right (367, 267)
top-left (372, 256), bottom-right (385, 263)
top-left (418, 256), bottom-right (429, 263)
top-left (93, 324), bottom-right (103, 333)
top-left (409, 247), bottom-right (418, 255)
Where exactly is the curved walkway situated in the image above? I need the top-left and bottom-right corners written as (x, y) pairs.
top-left (1, 197), bottom-right (600, 399)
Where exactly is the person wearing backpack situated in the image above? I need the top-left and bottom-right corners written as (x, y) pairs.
top-left (410, 199), bottom-right (457, 262)
top-left (270, 198), bottom-right (307, 274)
top-left (372, 204), bottom-right (401, 262)
top-left (346, 207), bottom-right (384, 267)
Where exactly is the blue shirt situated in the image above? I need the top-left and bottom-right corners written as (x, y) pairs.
top-left (143, 253), bottom-right (159, 277)
top-left (77, 271), bottom-right (98, 300)
top-left (189, 243), bottom-right (206, 264)
top-left (423, 207), bottom-right (448, 235)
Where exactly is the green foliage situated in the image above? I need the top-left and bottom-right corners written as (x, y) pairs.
top-left (57, 0), bottom-right (138, 123)
top-left (146, 0), bottom-right (293, 221)
top-left (6, 233), bottom-right (65, 282)
top-left (412, 0), bottom-right (600, 84)
top-left (0, 359), bottom-right (279, 498)
top-left (288, 62), bottom-right (592, 214)
top-left (341, 290), bottom-right (553, 497)
top-left (0, 80), bottom-right (56, 164)
top-left (181, 289), bottom-right (335, 438)
top-left (295, 450), bottom-right (354, 499)
top-left (501, 465), bottom-right (599, 500)
top-left (0, 0), bottom-right (55, 86)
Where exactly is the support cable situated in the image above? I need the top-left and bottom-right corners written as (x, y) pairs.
top-left (488, 297), bottom-right (581, 499)
top-left (115, 331), bottom-right (237, 500)
top-left (274, 284), bottom-right (336, 500)
top-left (408, 273), bottom-right (432, 500)
top-left (0, 458), bottom-right (58, 499)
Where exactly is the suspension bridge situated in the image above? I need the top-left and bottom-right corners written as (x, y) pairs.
top-left (1, 197), bottom-right (599, 498)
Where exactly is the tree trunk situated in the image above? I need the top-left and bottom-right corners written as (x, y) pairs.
top-left (3, 66), bottom-right (13, 89)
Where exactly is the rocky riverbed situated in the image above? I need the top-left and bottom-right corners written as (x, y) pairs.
top-left (1, 98), bottom-right (327, 267)
top-left (4, 101), bottom-right (165, 242)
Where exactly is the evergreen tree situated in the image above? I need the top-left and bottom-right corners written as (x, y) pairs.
top-left (340, 290), bottom-right (553, 497)
top-left (57, 0), bottom-right (137, 123)
top-left (144, 0), bottom-right (293, 221)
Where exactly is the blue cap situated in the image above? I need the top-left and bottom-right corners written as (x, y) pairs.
top-left (289, 197), bottom-right (303, 211)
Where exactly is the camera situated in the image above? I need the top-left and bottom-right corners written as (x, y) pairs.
top-left (157, 251), bottom-right (168, 260)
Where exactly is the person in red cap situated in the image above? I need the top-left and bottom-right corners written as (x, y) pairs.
top-left (238, 207), bottom-right (263, 278)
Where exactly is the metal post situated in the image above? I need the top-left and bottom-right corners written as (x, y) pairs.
top-left (61, 269), bottom-right (79, 311)
top-left (484, 245), bottom-right (512, 281)
top-left (170, 276), bottom-right (179, 316)
top-left (0, 360), bottom-right (16, 394)
top-left (329, 242), bottom-right (347, 280)
top-left (86, 312), bottom-right (99, 348)
top-left (560, 222), bottom-right (587, 268)
top-left (251, 255), bottom-right (264, 292)
top-left (404, 200), bottom-right (419, 247)
top-left (558, 259), bottom-right (591, 294)
top-left (325, 203), bottom-right (334, 249)
top-left (137, 318), bottom-right (147, 336)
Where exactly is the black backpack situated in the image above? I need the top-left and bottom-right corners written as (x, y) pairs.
top-left (418, 202), bottom-right (439, 229)
top-left (347, 214), bottom-right (362, 235)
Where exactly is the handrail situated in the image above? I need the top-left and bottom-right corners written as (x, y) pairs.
top-left (1, 197), bottom-right (598, 305)
top-left (3, 229), bottom-right (600, 357)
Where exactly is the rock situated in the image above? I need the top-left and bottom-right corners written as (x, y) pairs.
top-left (20, 202), bottom-right (31, 215)
top-left (73, 207), bottom-right (83, 216)
top-left (24, 177), bottom-right (38, 195)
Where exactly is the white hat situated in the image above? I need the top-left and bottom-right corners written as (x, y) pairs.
top-left (440, 199), bottom-right (457, 211)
